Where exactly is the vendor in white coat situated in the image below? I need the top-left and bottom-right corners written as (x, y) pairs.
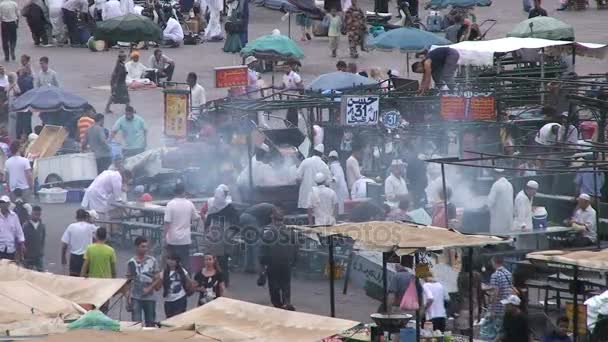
top-left (81, 169), bottom-right (132, 220)
top-left (308, 172), bottom-right (338, 225)
top-left (513, 180), bottom-right (538, 230)
top-left (346, 145), bottom-right (363, 190)
top-left (328, 150), bottom-right (349, 214)
top-left (385, 159), bottom-right (408, 208)
top-left (296, 144), bottom-right (331, 209)
top-left (487, 169), bottom-right (514, 235)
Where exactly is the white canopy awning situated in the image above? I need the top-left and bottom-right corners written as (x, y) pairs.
top-left (431, 37), bottom-right (608, 66)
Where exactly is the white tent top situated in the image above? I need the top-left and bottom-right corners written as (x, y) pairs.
top-left (430, 37), bottom-right (608, 66)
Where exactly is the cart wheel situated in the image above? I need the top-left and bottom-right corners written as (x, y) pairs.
top-left (45, 173), bottom-right (64, 185)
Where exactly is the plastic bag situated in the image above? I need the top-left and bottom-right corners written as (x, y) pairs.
top-left (399, 280), bottom-right (420, 311)
top-left (67, 310), bottom-right (120, 332)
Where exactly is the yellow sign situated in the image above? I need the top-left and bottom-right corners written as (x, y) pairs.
top-left (164, 92), bottom-right (189, 138)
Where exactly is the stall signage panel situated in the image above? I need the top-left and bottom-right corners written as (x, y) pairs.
top-left (440, 92), bottom-right (496, 121)
top-left (214, 66), bottom-right (248, 88)
top-left (382, 110), bottom-right (401, 129)
top-left (341, 96), bottom-right (380, 126)
top-left (164, 92), bottom-right (189, 138)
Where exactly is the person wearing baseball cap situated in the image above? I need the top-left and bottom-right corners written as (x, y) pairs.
top-left (244, 56), bottom-right (260, 94)
top-left (565, 193), bottom-right (597, 246)
top-left (513, 180), bottom-right (539, 231)
top-left (498, 294), bottom-right (532, 342)
top-left (0, 195), bottom-right (24, 261)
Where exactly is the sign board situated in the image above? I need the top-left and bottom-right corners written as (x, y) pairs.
top-left (341, 96), bottom-right (380, 126)
top-left (381, 110), bottom-right (401, 129)
top-left (164, 91), bottom-right (189, 138)
top-left (440, 92), bottom-right (496, 121)
top-left (566, 303), bottom-right (587, 336)
top-left (214, 66), bottom-right (248, 88)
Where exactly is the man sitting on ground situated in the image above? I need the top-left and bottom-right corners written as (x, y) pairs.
top-left (125, 51), bottom-right (154, 87)
top-left (163, 16), bottom-right (184, 47)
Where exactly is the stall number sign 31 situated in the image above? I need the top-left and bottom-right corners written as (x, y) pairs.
top-left (342, 96), bottom-right (380, 126)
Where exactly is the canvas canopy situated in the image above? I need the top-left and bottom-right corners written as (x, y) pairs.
top-left (430, 37), bottom-right (608, 66)
top-left (28, 329), bottom-right (217, 342)
top-left (0, 260), bottom-right (127, 308)
top-left (527, 249), bottom-right (608, 271)
top-left (160, 297), bottom-right (359, 341)
top-left (0, 281), bottom-right (82, 324)
top-left (293, 221), bottom-right (509, 253)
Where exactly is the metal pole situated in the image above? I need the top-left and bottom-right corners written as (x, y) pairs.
top-left (441, 163), bottom-right (449, 228)
top-left (468, 247), bottom-right (474, 342)
top-left (382, 252), bottom-right (388, 313)
top-left (247, 133), bottom-right (253, 190)
top-left (328, 236), bottom-right (336, 317)
top-left (573, 265), bottom-right (579, 342)
top-left (540, 48), bottom-right (545, 105)
top-left (415, 252), bottom-right (421, 342)
top-left (288, 13), bottom-right (291, 39)
top-left (594, 162), bottom-right (601, 250)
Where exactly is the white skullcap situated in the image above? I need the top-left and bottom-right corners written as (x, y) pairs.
top-left (314, 144), bottom-right (325, 153)
top-left (391, 159), bottom-right (404, 166)
top-left (314, 172), bottom-right (327, 184)
top-left (494, 168), bottom-right (505, 173)
top-left (328, 150), bottom-right (339, 158)
top-left (579, 193), bottom-right (591, 201)
top-left (526, 180), bottom-right (539, 190)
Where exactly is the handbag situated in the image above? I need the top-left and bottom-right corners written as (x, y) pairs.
top-left (399, 279), bottom-right (420, 311)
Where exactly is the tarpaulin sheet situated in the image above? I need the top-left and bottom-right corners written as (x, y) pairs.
top-left (0, 260), bottom-right (127, 308)
top-left (25, 329), bottom-right (216, 342)
top-left (430, 37), bottom-right (608, 66)
top-left (294, 221), bottom-right (509, 253)
top-left (527, 249), bottom-right (608, 271)
top-left (160, 297), bottom-right (359, 342)
top-left (0, 281), bottom-right (82, 324)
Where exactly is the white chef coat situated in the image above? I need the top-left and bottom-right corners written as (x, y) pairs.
top-left (558, 124), bottom-right (579, 145)
top-left (102, 0), bottom-right (122, 20)
top-left (573, 206), bottom-right (597, 241)
top-left (351, 178), bottom-right (375, 199)
top-left (308, 185), bottom-right (338, 225)
top-left (346, 155), bottom-right (362, 190)
top-left (296, 156), bottom-right (331, 209)
top-left (513, 190), bottom-right (533, 230)
top-left (487, 177), bottom-right (514, 235)
top-left (81, 170), bottom-right (123, 214)
top-left (384, 173), bottom-right (408, 204)
top-left (535, 123), bottom-right (561, 145)
top-left (120, 0), bottom-right (135, 14)
top-left (163, 17), bottom-right (184, 43)
top-left (329, 161), bottom-right (349, 214)
top-left (191, 83), bottom-right (206, 110)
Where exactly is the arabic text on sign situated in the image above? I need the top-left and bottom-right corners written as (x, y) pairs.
top-left (344, 96), bottom-right (380, 126)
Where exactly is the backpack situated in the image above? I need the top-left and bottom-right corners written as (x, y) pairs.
top-left (14, 201), bottom-right (29, 225)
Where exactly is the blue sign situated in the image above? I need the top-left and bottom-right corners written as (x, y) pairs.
top-left (382, 110), bottom-right (401, 129)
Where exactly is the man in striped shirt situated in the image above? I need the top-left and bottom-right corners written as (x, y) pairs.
top-left (490, 256), bottom-right (513, 336)
top-left (77, 104), bottom-right (96, 142)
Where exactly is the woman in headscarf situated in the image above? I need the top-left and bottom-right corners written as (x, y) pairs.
top-left (22, 0), bottom-right (51, 46)
top-left (47, 0), bottom-right (66, 45)
top-left (202, 184), bottom-right (239, 287)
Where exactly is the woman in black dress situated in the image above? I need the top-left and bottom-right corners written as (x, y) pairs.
top-left (105, 51), bottom-right (129, 114)
top-left (194, 253), bottom-right (225, 306)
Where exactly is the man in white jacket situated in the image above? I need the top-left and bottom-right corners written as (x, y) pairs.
top-left (385, 159), bottom-right (408, 208)
top-left (513, 180), bottom-right (538, 231)
top-left (296, 144), bottom-right (331, 209)
top-left (487, 169), bottom-right (513, 235)
top-left (328, 150), bottom-right (349, 214)
top-left (308, 172), bottom-right (338, 225)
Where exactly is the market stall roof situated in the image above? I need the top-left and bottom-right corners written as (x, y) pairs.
top-left (0, 260), bottom-right (127, 308)
top-left (160, 297), bottom-right (358, 341)
top-left (293, 221), bottom-right (510, 253)
top-left (431, 37), bottom-right (608, 66)
top-left (0, 280), bottom-right (82, 324)
top-left (30, 328), bottom-right (217, 342)
top-left (527, 249), bottom-right (608, 271)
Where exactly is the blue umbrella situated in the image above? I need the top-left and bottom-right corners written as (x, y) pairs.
top-left (308, 71), bottom-right (379, 91)
top-left (369, 27), bottom-right (451, 52)
top-left (12, 86), bottom-right (88, 112)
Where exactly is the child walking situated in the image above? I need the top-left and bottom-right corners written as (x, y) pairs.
top-left (326, 8), bottom-right (342, 57)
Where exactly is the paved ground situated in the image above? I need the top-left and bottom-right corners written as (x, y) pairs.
top-left (10, 0), bottom-right (608, 324)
